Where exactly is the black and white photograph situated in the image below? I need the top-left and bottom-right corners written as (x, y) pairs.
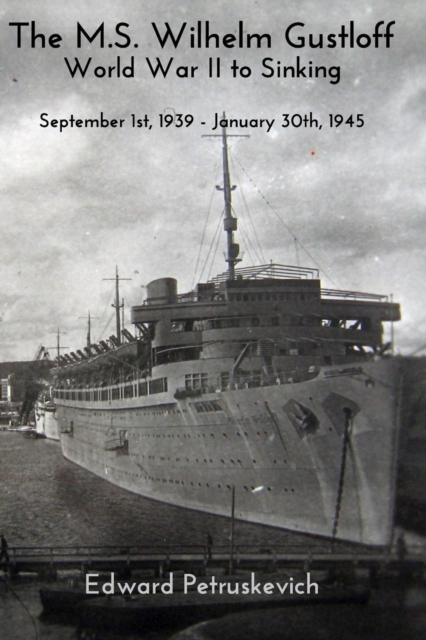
top-left (0, 1), bottom-right (425, 638)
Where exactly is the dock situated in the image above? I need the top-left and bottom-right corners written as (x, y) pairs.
top-left (3, 542), bottom-right (426, 580)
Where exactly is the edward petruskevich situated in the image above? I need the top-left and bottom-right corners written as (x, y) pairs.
top-left (86, 572), bottom-right (319, 595)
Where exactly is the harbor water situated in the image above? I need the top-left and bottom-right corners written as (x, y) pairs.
top-left (0, 431), bottom-right (313, 548)
top-left (0, 430), bottom-right (325, 640)
top-left (1, 431), bottom-right (425, 639)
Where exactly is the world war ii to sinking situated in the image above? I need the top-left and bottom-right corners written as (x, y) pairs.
top-left (64, 54), bottom-right (343, 84)
top-left (85, 572), bottom-right (320, 596)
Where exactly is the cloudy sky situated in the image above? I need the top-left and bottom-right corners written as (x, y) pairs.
top-left (0, 0), bottom-right (425, 361)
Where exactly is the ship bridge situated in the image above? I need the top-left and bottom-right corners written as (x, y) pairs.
top-left (131, 263), bottom-right (399, 323)
top-left (130, 263), bottom-right (400, 375)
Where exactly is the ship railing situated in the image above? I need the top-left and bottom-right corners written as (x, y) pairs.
top-left (176, 291), bottom-right (198, 303)
top-left (142, 291), bottom-right (200, 305)
top-left (227, 368), bottom-right (318, 389)
top-left (321, 288), bottom-right (388, 302)
top-left (209, 263), bottom-right (319, 283)
top-left (142, 291), bottom-right (224, 305)
top-left (177, 367), bottom-right (319, 398)
top-left (7, 542), bottom-right (426, 568)
top-left (0, 543), bottom-right (381, 562)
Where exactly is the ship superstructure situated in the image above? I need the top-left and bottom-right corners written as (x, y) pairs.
top-left (53, 124), bottom-right (401, 545)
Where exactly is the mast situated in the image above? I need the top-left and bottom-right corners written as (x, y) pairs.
top-left (48, 328), bottom-right (68, 360)
top-left (203, 114), bottom-right (248, 280)
top-left (56, 329), bottom-right (60, 359)
top-left (113, 268), bottom-right (121, 343)
top-left (220, 121), bottom-right (239, 280)
top-left (87, 311), bottom-right (92, 348)
top-left (104, 267), bottom-right (131, 345)
top-left (79, 311), bottom-right (98, 348)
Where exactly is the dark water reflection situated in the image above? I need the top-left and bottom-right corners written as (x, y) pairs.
top-left (0, 432), bottom-right (327, 640)
top-left (1, 432), bottom-right (425, 640)
top-left (0, 432), bottom-right (330, 549)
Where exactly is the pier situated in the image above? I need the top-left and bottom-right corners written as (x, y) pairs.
top-left (3, 542), bottom-right (426, 580)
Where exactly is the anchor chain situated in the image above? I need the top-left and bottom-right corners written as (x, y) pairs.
top-left (332, 408), bottom-right (353, 540)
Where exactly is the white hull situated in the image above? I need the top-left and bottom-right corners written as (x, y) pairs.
top-left (56, 359), bottom-right (401, 546)
top-left (35, 401), bottom-right (60, 441)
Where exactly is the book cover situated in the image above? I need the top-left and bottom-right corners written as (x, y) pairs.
top-left (0, 1), bottom-right (425, 638)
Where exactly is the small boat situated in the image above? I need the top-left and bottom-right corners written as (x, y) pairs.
top-left (35, 393), bottom-right (60, 441)
top-left (76, 578), bottom-right (370, 632)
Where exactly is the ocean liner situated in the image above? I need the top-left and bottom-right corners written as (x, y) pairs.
top-left (35, 392), bottom-right (59, 441)
top-left (53, 125), bottom-right (401, 546)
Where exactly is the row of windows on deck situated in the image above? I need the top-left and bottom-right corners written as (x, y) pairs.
top-left (157, 339), bottom-right (315, 369)
top-left (54, 377), bottom-right (168, 401)
top-left (170, 316), bottom-right (373, 333)
top-left (170, 315), bottom-right (316, 333)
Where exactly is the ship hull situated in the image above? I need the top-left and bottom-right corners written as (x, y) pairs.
top-left (35, 401), bottom-right (60, 441)
top-left (56, 359), bottom-right (400, 546)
